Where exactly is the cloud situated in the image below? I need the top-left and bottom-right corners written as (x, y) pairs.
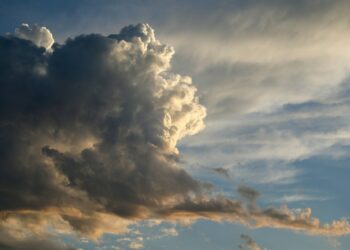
top-left (162, 2), bottom-right (350, 198)
top-left (239, 234), bottom-right (261, 250)
top-left (1, 23), bottom-right (350, 249)
top-left (15, 23), bottom-right (54, 50)
top-left (159, 186), bottom-right (350, 237)
top-left (0, 22), bottom-right (206, 240)
top-left (0, 220), bottom-right (76, 250)
top-left (277, 194), bottom-right (328, 203)
top-left (160, 227), bottom-right (179, 237)
top-left (327, 237), bottom-right (341, 249)
top-left (238, 186), bottom-right (260, 202)
top-left (0, 239), bottom-right (76, 250)
top-left (128, 241), bottom-right (144, 249)
top-left (179, 100), bottom-right (350, 185)
top-left (210, 167), bottom-right (230, 179)
top-left (153, 0), bottom-right (350, 119)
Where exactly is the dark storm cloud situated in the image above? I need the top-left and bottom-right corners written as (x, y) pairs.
top-left (1, 23), bottom-right (350, 247)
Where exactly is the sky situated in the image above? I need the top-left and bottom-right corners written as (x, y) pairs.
top-left (1, 0), bottom-right (350, 249)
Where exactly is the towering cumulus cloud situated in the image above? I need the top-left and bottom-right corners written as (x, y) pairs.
top-left (0, 22), bottom-right (206, 236)
top-left (0, 23), bottom-right (350, 248)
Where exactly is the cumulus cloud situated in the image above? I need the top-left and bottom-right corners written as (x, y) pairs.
top-left (0, 22), bottom-right (206, 239)
top-left (15, 23), bottom-right (54, 50)
top-left (1, 23), bottom-right (350, 248)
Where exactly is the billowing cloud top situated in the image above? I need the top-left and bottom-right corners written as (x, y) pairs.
top-left (14, 23), bottom-right (54, 50)
top-left (1, 23), bottom-right (350, 249)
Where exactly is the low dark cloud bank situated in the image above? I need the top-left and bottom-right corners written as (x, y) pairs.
top-left (0, 23), bottom-right (349, 248)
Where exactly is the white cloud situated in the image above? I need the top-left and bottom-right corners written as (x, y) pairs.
top-left (161, 227), bottom-right (179, 237)
top-left (128, 241), bottom-right (144, 249)
top-left (277, 194), bottom-right (328, 203)
top-left (15, 23), bottom-right (54, 50)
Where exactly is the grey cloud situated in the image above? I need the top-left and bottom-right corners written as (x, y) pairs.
top-left (156, 186), bottom-right (350, 237)
top-left (238, 186), bottom-right (260, 212)
top-left (210, 167), bottom-right (230, 179)
top-left (238, 186), bottom-right (260, 202)
top-left (0, 240), bottom-right (76, 250)
top-left (239, 234), bottom-right (261, 250)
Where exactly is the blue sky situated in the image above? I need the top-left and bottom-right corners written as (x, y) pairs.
top-left (1, 0), bottom-right (350, 249)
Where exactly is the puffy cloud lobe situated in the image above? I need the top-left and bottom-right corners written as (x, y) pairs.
top-left (15, 23), bottom-right (54, 50)
top-left (1, 23), bottom-right (350, 247)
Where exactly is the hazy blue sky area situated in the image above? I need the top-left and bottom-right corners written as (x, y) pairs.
top-left (1, 1), bottom-right (350, 249)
